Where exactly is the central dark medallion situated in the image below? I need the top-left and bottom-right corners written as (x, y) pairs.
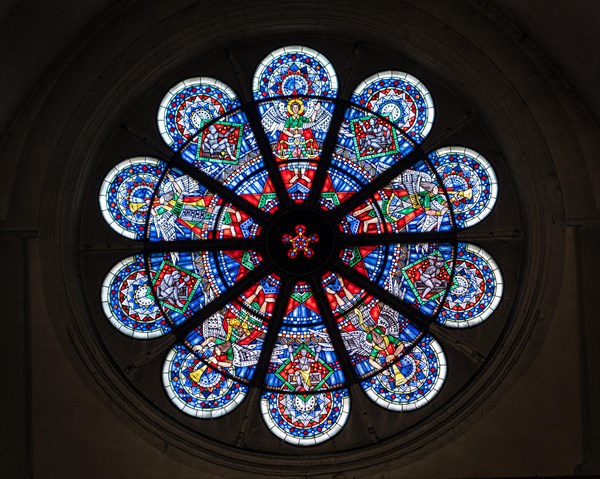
top-left (282, 225), bottom-right (319, 258)
top-left (265, 207), bottom-right (336, 276)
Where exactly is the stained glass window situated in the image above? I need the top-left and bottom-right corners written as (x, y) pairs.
top-left (98, 46), bottom-right (502, 446)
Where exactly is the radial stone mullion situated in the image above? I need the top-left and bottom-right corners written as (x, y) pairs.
top-left (331, 259), bottom-right (435, 333)
top-left (310, 275), bottom-right (362, 387)
top-left (248, 278), bottom-right (294, 390)
top-left (307, 101), bottom-right (349, 207)
top-left (168, 263), bottom-right (273, 342)
top-left (144, 238), bottom-right (264, 253)
top-left (243, 101), bottom-right (291, 209)
top-left (168, 155), bottom-right (270, 224)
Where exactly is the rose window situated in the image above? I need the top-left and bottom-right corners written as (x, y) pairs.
top-left (99, 46), bottom-right (502, 446)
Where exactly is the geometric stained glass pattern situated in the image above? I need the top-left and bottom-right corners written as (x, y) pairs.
top-left (163, 344), bottom-right (248, 418)
top-left (252, 46), bottom-right (338, 99)
top-left (429, 147), bottom-right (498, 229)
top-left (260, 388), bottom-right (350, 446)
top-left (101, 254), bottom-right (170, 339)
top-left (361, 335), bottom-right (447, 411)
top-left (98, 45), bottom-right (503, 446)
top-left (437, 243), bottom-right (504, 328)
top-left (99, 157), bottom-right (166, 240)
top-left (351, 71), bottom-right (434, 144)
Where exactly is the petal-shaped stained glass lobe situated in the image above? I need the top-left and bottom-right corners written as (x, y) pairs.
top-left (429, 147), bottom-right (499, 228)
top-left (340, 160), bottom-right (453, 234)
top-left (264, 283), bottom-right (346, 392)
top-left (339, 243), bottom-right (455, 317)
top-left (259, 97), bottom-right (335, 203)
top-left (319, 107), bottom-right (417, 211)
top-left (158, 77), bottom-right (240, 152)
top-left (99, 157), bottom-right (166, 239)
top-left (361, 335), bottom-right (446, 411)
top-left (260, 388), bottom-right (350, 446)
top-left (101, 254), bottom-right (170, 338)
top-left (146, 249), bottom-right (262, 327)
top-left (336, 295), bottom-right (424, 380)
top-left (438, 243), bottom-right (503, 328)
top-left (146, 167), bottom-right (261, 241)
top-left (351, 71), bottom-right (434, 143)
top-left (163, 344), bottom-right (247, 418)
top-left (253, 46), bottom-right (338, 100)
top-left (183, 300), bottom-right (271, 383)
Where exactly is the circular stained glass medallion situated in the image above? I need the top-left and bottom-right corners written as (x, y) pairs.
top-left (98, 46), bottom-right (502, 446)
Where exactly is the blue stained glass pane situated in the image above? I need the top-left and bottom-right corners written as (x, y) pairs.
top-left (351, 71), bottom-right (435, 143)
top-left (163, 344), bottom-right (248, 418)
top-left (260, 388), bottom-right (350, 446)
top-left (172, 109), bottom-right (280, 211)
top-left (320, 107), bottom-right (417, 210)
top-left (429, 147), bottom-right (499, 229)
top-left (99, 157), bottom-right (167, 240)
top-left (101, 254), bottom-right (171, 338)
top-left (437, 243), bottom-right (503, 328)
top-left (339, 243), bottom-right (456, 317)
top-left (253, 46), bottom-right (338, 100)
top-left (336, 295), bottom-right (423, 380)
top-left (392, 243), bottom-right (455, 316)
top-left (361, 335), bottom-right (447, 411)
top-left (321, 271), bottom-right (368, 316)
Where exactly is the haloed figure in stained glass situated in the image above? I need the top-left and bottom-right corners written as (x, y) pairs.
top-left (277, 98), bottom-right (321, 183)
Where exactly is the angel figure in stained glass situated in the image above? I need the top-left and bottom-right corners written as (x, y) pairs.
top-left (262, 98), bottom-right (329, 183)
top-left (352, 169), bottom-right (448, 233)
top-left (189, 312), bottom-right (264, 383)
top-left (152, 174), bottom-right (242, 250)
top-left (349, 307), bottom-right (408, 387)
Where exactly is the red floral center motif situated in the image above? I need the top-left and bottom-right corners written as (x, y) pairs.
top-left (282, 224), bottom-right (319, 258)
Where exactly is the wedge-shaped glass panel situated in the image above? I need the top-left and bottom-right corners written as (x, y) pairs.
top-left (336, 294), bottom-right (424, 380)
top-left (339, 243), bottom-right (456, 317)
top-left (146, 249), bottom-right (262, 326)
top-left (319, 107), bottom-right (417, 210)
top-left (265, 283), bottom-right (346, 392)
top-left (146, 167), bottom-right (261, 241)
top-left (182, 300), bottom-right (271, 383)
top-left (339, 159), bottom-right (453, 234)
top-left (259, 97), bottom-right (335, 203)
